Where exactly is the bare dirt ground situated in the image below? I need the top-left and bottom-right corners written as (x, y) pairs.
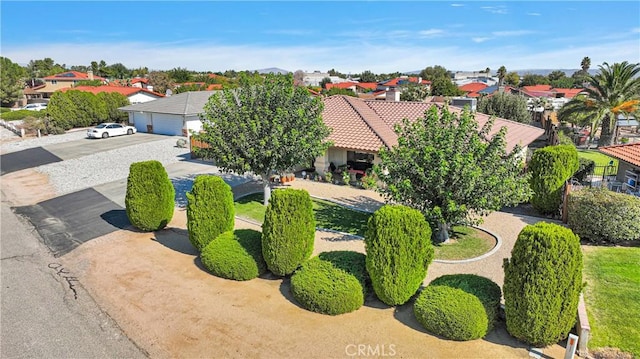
top-left (2, 167), bottom-right (572, 358)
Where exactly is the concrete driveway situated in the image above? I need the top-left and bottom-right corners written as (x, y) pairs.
top-left (44, 132), bottom-right (172, 160)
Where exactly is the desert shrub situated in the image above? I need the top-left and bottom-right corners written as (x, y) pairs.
top-left (429, 274), bottom-right (501, 332)
top-left (186, 175), bottom-right (234, 251)
top-left (573, 157), bottom-right (595, 183)
top-left (261, 188), bottom-right (315, 276)
top-left (414, 285), bottom-right (488, 341)
top-left (568, 187), bottom-right (640, 243)
top-left (125, 160), bottom-right (175, 231)
top-left (200, 229), bottom-right (266, 281)
top-left (529, 145), bottom-right (579, 214)
top-left (365, 205), bottom-right (434, 306)
top-left (290, 251), bottom-right (368, 315)
top-left (503, 222), bottom-right (583, 347)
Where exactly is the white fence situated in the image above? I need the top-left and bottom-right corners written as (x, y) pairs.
top-left (0, 120), bottom-right (24, 137)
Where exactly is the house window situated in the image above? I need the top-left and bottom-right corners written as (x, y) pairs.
top-left (51, 80), bottom-right (57, 84)
top-left (347, 151), bottom-right (374, 172)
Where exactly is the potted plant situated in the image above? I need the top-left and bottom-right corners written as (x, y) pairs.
top-left (324, 172), bottom-right (333, 183)
top-left (288, 173), bottom-right (295, 182)
top-left (342, 170), bottom-right (351, 185)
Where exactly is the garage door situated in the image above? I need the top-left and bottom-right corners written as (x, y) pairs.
top-left (133, 113), bottom-right (148, 133)
top-left (152, 118), bottom-right (183, 136)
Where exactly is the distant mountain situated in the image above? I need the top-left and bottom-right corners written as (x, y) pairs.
top-left (255, 67), bottom-right (290, 75)
top-left (404, 69), bottom-right (599, 76)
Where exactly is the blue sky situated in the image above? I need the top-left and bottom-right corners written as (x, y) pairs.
top-left (1, 1), bottom-right (639, 74)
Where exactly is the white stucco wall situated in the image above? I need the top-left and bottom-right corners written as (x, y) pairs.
top-left (128, 92), bottom-right (161, 104)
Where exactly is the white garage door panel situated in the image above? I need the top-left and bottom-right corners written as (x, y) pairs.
top-left (133, 113), bottom-right (148, 133)
top-left (153, 117), bottom-right (183, 136)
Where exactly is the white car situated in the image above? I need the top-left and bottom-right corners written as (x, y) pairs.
top-left (12, 103), bottom-right (47, 111)
top-left (87, 123), bottom-right (137, 139)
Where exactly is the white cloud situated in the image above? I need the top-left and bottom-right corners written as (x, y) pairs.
top-left (631, 27), bottom-right (640, 33)
top-left (527, 12), bottom-right (541, 16)
top-left (418, 29), bottom-right (444, 37)
top-left (492, 30), bottom-right (535, 37)
top-left (450, 3), bottom-right (464, 7)
top-left (472, 37), bottom-right (491, 43)
top-left (481, 6), bottom-right (508, 15)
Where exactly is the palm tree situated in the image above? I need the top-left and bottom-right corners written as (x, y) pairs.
top-left (559, 61), bottom-right (640, 147)
top-left (497, 66), bottom-right (507, 86)
top-left (581, 57), bottom-right (591, 72)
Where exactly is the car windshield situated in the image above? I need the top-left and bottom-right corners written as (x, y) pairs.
top-left (95, 124), bottom-right (108, 129)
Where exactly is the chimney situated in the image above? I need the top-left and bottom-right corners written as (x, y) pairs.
top-left (87, 70), bottom-right (94, 80)
top-left (386, 88), bottom-right (400, 102)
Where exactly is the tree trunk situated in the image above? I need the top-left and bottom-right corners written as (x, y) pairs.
top-left (599, 116), bottom-right (615, 147)
top-left (261, 173), bottom-right (272, 206)
top-left (435, 222), bottom-right (450, 244)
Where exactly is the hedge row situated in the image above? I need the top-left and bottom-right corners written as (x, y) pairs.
top-left (529, 145), bottom-right (579, 214)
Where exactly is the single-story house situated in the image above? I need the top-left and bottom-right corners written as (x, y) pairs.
top-left (60, 85), bottom-right (164, 104)
top-left (315, 95), bottom-right (545, 174)
top-left (119, 91), bottom-right (217, 136)
top-left (599, 143), bottom-right (640, 195)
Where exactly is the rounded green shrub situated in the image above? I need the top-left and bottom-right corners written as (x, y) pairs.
top-left (290, 251), bottom-right (368, 315)
top-left (186, 175), bottom-right (235, 251)
top-left (529, 144), bottom-right (579, 214)
top-left (568, 187), bottom-right (640, 243)
top-left (414, 285), bottom-right (488, 341)
top-left (430, 274), bottom-right (501, 332)
top-left (201, 229), bottom-right (266, 281)
top-left (0, 109), bottom-right (47, 121)
top-left (503, 222), bottom-right (583, 347)
top-left (125, 160), bottom-right (175, 231)
top-left (365, 205), bottom-right (433, 306)
top-left (261, 188), bottom-right (315, 276)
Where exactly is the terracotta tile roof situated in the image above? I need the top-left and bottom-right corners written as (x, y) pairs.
top-left (43, 71), bottom-right (105, 81)
top-left (459, 82), bottom-right (488, 93)
top-left (522, 85), bottom-right (553, 92)
top-left (325, 82), bottom-right (358, 90)
top-left (131, 78), bottom-right (148, 84)
top-left (553, 88), bottom-right (583, 98)
top-left (357, 82), bottom-right (378, 90)
top-left (59, 86), bottom-right (164, 98)
top-left (381, 77), bottom-right (429, 87)
top-left (599, 143), bottom-right (640, 167)
top-left (322, 95), bottom-right (545, 153)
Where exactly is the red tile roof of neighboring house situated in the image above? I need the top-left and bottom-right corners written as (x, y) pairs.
top-left (43, 71), bottom-right (105, 81)
top-left (522, 85), bottom-right (553, 92)
top-left (552, 88), bottom-right (583, 99)
top-left (326, 82), bottom-right (358, 90)
top-left (131, 78), bottom-right (148, 84)
top-left (322, 95), bottom-right (544, 153)
top-left (59, 86), bottom-right (164, 98)
top-left (382, 77), bottom-right (430, 87)
top-left (599, 143), bottom-right (640, 167)
top-left (459, 82), bottom-right (488, 93)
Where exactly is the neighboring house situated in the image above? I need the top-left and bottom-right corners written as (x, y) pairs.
top-left (303, 71), bottom-right (350, 86)
top-left (325, 81), bottom-right (378, 95)
top-left (37, 71), bottom-right (105, 98)
top-left (59, 86), bottom-right (164, 104)
top-left (599, 143), bottom-right (640, 195)
top-left (452, 71), bottom-right (498, 86)
top-left (131, 78), bottom-right (149, 88)
top-left (315, 95), bottom-right (545, 174)
top-left (118, 91), bottom-right (216, 136)
top-left (458, 82), bottom-right (489, 98)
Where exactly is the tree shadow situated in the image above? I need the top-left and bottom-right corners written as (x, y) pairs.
top-left (331, 195), bottom-right (384, 213)
top-left (152, 227), bottom-right (198, 256)
top-left (100, 209), bottom-right (131, 230)
top-left (313, 202), bottom-right (370, 237)
top-left (278, 277), bottom-right (307, 311)
top-left (318, 232), bottom-right (364, 242)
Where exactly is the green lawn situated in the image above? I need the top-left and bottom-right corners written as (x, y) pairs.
top-left (582, 246), bottom-right (640, 356)
top-left (235, 193), bottom-right (494, 260)
top-left (577, 149), bottom-right (618, 176)
top-left (433, 226), bottom-right (496, 260)
top-left (234, 193), bottom-right (371, 236)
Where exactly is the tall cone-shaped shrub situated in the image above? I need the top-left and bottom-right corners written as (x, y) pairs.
top-left (125, 160), bottom-right (175, 231)
top-left (186, 175), bottom-right (234, 251)
top-left (503, 222), bottom-right (583, 347)
top-left (365, 205), bottom-right (433, 305)
top-left (529, 145), bottom-right (578, 215)
top-left (262, 188), bottom-right (315, 276)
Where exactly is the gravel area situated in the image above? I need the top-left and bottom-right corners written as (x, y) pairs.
top-left (1, 129), bottom-right (88, 154)
top-left (37, 137), bottom-right (190, 195)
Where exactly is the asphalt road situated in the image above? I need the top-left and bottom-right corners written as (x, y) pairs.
top-left (0, 195), bottom-right (146, 358)
top-left (0, 147), bottom-right (62, 175)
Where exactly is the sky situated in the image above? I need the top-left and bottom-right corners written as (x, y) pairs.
top-left (1, 1), bottom-right (639, 74)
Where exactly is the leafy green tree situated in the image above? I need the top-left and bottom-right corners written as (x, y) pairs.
top-left (376, 104), bottom-right (531, 242)
top-left (399, 82), bottom-right (429, 101)
top-left (174, 83), bottom-right (207, 94)
top-left (503, 222), bottom-right (583, 347)
top-left (497, 66), bottom-right (507, 86)
top-left (131, 66), bottom-right (149, 78)
top-left (328, 68), bottom-right (346, 78)
top-left (323, 87), bottom-right (357, 97)
top-left (193, 73), bottom-right (331, 205)
top-left (547, 70), bottom-right (566, 82)
top-left (148, 71), bottom-right (174, 95)
top-left (358, 70), bottom-right (377, 83)
top-left (74, 80), bottom-right (103, 87)
top-left (504, 72), bottom-right (520, 86)
top-left (319, 77), bottom-right (332, 89)
top-left (520, 74), bottom-right (550, 87)
top-left (581, 56), bottom-right (591, 72)
top-left (97, 92), bottom-right (129, 123)
top-left (107, 63), bottom-right (130, 79)
top-left (419, 65), bottom-right (450, 81)
top-left (0, 57), bottom-right (26, 107)
top-left (28, 58), bottom-right (66, 77)
top-left (169, 67), bottom-right (193, 83)
top-left (551, 77), bottom-right (575, 89)
top-left (559, 61), bottom-right (640, 146)
top-left (365, 205), bottom-right (433, 305)
top-left (477, 91), bottom-right (531, 124)
top-left (430, 77), bottom-right (463, 96)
